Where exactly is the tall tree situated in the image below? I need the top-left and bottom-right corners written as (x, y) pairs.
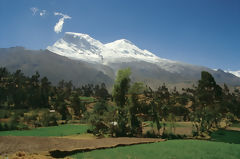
top-left (128, 82), bottom-right (145, 136)
top-left (112, 68), bottom-right (131, 136)
top-left (191, 71), bottom-right (223, 135)
top-left (40, 77), bottom-right (51, 108)
top-left (70, 93), bottom-right (85, 118)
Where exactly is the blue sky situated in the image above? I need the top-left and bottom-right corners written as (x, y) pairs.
top-left (0, 0), bottom-right (240, 70)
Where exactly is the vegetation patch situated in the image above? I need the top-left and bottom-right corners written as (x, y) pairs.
top-left (210, 129), bottom-right (240, 144)
top-left (231, 123), bottom-right (240, 128)
top-left (0, 124), bottom-right (88, 137)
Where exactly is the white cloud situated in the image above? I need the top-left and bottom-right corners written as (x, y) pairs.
top-left (40, 10), bottom-right (46, 16)
top-left (30, 7), bottom-right (39, 15)
top-left (54, 12), bottom-right (71, 34)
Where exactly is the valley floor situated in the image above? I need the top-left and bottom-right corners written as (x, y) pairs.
top-left (1, 123), bottom-right (240, 159)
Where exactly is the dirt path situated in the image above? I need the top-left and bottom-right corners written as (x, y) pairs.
top-left (0, 136), bottom-right (165, 158)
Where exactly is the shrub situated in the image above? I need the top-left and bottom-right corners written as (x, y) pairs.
top-left (0, 123), bottom-right (9, 131)
top-left (16, 123), bottom-right (28, 130)
top-left (162, 132), bottom-right (185, 139)
top-left (0, 109), bottom-right (11, 118)
top-left (24, 111), bottom-right (38, 123)
top-left (144, 130), bottom-right (160, 138)
top-left (39, 111), bottom-right (61, 127)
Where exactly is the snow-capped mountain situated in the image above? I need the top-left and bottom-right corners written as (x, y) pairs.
top-left (47, 32), bottom-right (180, 73)
top-left (46, 32), bottom-right (240, 87)
top-left (1, 32), bottom-right (239, 89)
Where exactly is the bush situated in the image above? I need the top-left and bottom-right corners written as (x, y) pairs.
top-left (0, 123), bottom-right (8, 131)
top-left (89, 114), bottom-right (109, 137)
top-left (5, 113), bottom-right (20, 130)
top-left (6, 121), bottom-right (18, 130)
top-left (0, 123), bottom-right (3, 131)
top-left (13, 109), bottom-right (27, 117)
top-left (0, 109), bottom-right (11, 118)
top-left (16, 123), bottom-right (28, 130)
top-left (144, 130), bottom-right (160, 138)
top-left (226, 112), bottom-right (237, 123)
top-left (162, 132), bottom-right (185, 139)
top-left (39, 111), bottom-right (61, 127)
top-left (24, 111), bottom-right (38, 123)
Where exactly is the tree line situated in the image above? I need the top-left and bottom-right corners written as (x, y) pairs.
top-left (0, 67), bottom-right (240, 138)
top-left (0, 67), bottom-right (109, 130)
top-left (90, 68), bottom-right (240, 137)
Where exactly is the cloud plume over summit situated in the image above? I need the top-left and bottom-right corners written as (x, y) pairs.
top-left (54, 12), bottom-right (71, 34)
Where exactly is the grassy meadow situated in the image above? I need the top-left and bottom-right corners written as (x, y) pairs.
top-left (0, 124), bottom-right (88, 137)
top-left (69, 128), bottom-right (240, 159)
top-left (71, 139), bottom-right (240, 159)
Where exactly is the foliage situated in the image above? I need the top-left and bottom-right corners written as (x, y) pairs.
top-left (183, 71), bottom-right (238, 136)
top-left (0, 67), bottom-right (110, 123)
top-left (89, 101), bottom-right (117, 137)
top-left (38, 110), bottom-right (61, 127)
top-left (70, 93), bottom-right (86, 118)
top-left (112, 68), bottom-right (132, 136)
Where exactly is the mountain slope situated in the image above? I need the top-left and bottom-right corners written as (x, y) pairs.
top-left (0, 47), bottom-right (114, 87)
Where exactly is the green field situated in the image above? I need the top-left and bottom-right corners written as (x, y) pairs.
top-left (211, 129), bottom-right (240, 144)
top-left (80, 96), bottom-right (96, 103)
top-left (70, 129), bottom-right (240, 159)
top-left (0, 124), bottom-right (88, 136)
top-left (71, 140), bottom-right (240, 159)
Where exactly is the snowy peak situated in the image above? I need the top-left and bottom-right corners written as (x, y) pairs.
top-left (63, 32), bottom-right (103, 47)
top-left (47, 32), bottom-right (177, 71)
top-left (108, 39), bottom-right (134, 46)
top-left (47, 32), bottom-right (104, 62)
top-left (104, 39), bottom-right (156, 58)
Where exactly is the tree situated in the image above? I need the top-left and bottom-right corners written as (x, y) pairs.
top-left (112, 68), bottom-right (131, 136)
top-left (191, 71), bottom-right (223, 136)
top-left (53, 92), bottom-right (70, 120)
top-left (143, 86), bottom-right (161, 135)
top-left (40, 77), bottom-right (51, 108)
top-left (0, 68), bottom-right (9, 106)
top-left (27, 71), bottom-right (41, 108)
top-left (70, 93), bottom-right (85, 118)
top-left (128, 82), bottom-right (145, 136)
top-left (90, 101), bottom-right (117, 137)
top-left (94, 83), bottom-right (110, 100)
top-left (93, 100), bottom-right (109, 116)
top-left (155, 84), bottom-right (171, 134)
top-left (11, 70), bottom-right (27, 108)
